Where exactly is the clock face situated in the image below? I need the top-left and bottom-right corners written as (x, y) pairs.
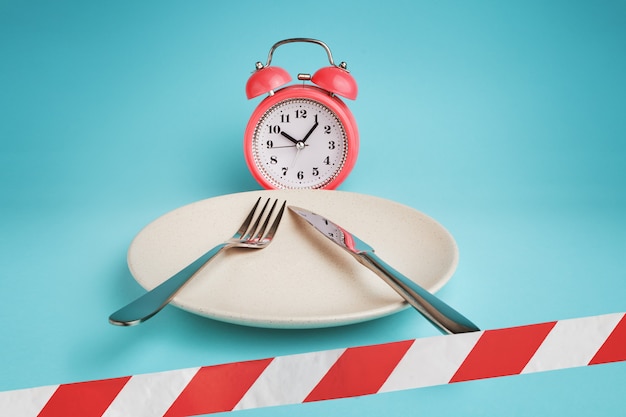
top-left (251, 98), bottom-right (348, 189)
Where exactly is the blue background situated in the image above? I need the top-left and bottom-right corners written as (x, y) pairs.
top-left (1, 0), bottom-right (625, 415)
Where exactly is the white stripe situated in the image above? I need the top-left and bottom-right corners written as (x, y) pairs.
top-left (522, 313), bottom-right (624, 374)
top-left (102, 367), bottom-right (200, 417)
top-left (379, 331), bottom-right (483, 392)
top-left (234, 348), bottom-right (346, 410)
top-left (0, 384), bottom-right (58, 417)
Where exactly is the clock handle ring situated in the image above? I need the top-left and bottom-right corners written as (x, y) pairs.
top-left (262, 38), bottom-right (346, 70)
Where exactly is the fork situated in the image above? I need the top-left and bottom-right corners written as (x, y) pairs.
top-left (109, 197), bottom-right (286, 326)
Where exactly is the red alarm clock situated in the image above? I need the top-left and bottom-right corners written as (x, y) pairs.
top-left (244, 38), bottom-right (359, 189)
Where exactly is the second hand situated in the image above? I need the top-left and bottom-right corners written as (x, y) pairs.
top-left (290, 141), bottom-right (306, 169)
top-left (271, 144), bottom-right (309, 149)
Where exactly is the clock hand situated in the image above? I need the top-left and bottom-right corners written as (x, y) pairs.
top-left (290, 141), bottom-right (306, 169)
top-left (280, 131), bottom-right (299, 144)
top-left (301, 122), bottom-right (319, 143)
top-left (272, 144), bottom-right (309, 149)
top-left (290, 148), bottom-right (302, 170)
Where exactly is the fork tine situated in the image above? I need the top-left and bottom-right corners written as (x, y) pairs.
top-left (261, 200), bottom-right (286, 242)
top-left (234, 197), bottom-right (261, 238)
top-left (253, 199), bottom-right (278, 240)
top-left (243, 198), bottom-right (270, 240)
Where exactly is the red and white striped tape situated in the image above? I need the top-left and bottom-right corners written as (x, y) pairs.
top-left (2, 312), bottom-right (625, 417)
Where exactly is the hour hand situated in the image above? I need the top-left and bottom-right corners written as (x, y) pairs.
top-left (280, 131), bottom-right (299, 144)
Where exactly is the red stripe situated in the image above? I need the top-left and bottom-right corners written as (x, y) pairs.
top-left (37, 376), bottom-right (130, 417)
top-left (304, 340), bottom-right (414, 402)
top-left (163, 358), bottom-right (273, 416)
top-left (589, 314), bottom-right (626, 365)
top-left (449, 321), bottom-right (556, 383)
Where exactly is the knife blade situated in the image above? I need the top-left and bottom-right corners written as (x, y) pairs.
top-left (288, 206), bottom-right (479, 334)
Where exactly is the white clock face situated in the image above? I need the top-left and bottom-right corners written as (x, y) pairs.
top-left (252, 98), bottom-right (348, 189)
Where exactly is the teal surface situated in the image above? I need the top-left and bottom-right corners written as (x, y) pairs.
top-left (1, 0), bottom-right (625, 415)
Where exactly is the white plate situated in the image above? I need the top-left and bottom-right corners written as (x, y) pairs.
top-left (127, 190), bottom-right (459, 328)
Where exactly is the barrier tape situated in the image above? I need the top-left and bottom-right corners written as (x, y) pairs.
top-left (1, 312), bottom-right (625, 416)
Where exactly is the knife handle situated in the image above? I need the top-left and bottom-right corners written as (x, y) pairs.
top-left (357, 252), bottom-right (480, 334)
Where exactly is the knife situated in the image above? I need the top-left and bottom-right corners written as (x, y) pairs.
top-left (288, 206), bottom-right (480, 334)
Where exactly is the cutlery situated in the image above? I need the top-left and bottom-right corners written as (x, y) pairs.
top-left (109, 198), bottom-right (286, 326)
top-left (288, 206), bottom-right (479, 334)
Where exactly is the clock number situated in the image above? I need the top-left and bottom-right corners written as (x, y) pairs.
top-left (266, 140), bottom-right (274, 149)
top-left (323, 156), bottom-right (330, 165)
top-left (297, 171), bottom-right (304, 180)
top-left (295, 109), bottom-right (307, 119)
top-left (282, 167), bottom-right (288, 176)
top-left (312, 167), bottom-right (319, 176)
top-left (270, 156), bottom-right (278, 164)
top-left (328, 141), bottom-right (335, 150)
top-left (324, 125), bottom-right (332, 134)
top-left (280, 114), bottom-right (290, 123)
top-left (268, 125), bottom-right (281, 134)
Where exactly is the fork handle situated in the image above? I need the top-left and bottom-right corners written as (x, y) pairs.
top-left (109, 243), bottom-right (227, 326)
top-left (356, 252), bottom-right (480, 334)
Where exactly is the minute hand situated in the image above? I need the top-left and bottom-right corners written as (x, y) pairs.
top-left (301, 122), bottom-right (319, 143)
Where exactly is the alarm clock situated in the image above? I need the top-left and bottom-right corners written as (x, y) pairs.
top-left (244, 38), bottom-right (359, 190)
